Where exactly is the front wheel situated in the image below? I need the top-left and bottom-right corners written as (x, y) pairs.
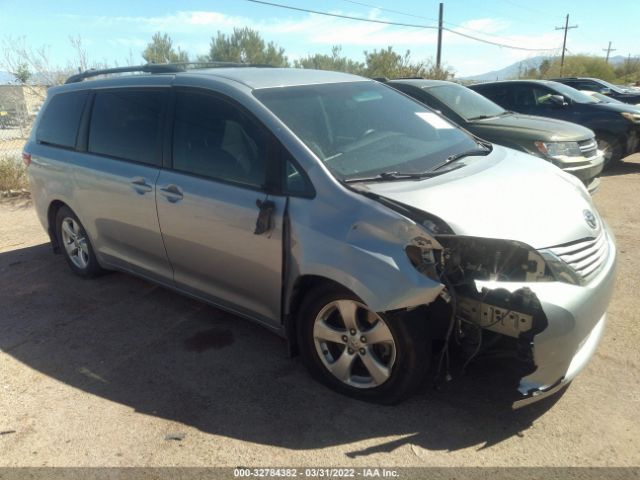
top-left (298, 286), bottom-right (430, 404)
top-left (56, 206), bottom-right (104, 278)
top-left (597, 134), bottom-right (623, 166)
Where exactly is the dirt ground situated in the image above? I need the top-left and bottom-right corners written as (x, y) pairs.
top-left (0, 156), bottom-right (639, 468)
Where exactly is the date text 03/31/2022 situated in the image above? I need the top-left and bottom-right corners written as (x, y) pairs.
top-left (233, 468), bottom-right (400, 478)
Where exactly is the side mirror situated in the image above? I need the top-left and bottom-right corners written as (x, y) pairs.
top-left (600, 87), bottom-right (612, 95)
top-left (549, 95), bottom-right (568, 107)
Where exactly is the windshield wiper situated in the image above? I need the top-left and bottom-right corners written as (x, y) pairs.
top-left (343, 167), bottom-right (463, 184)
top-left (430, 142), bottom-right (493, 172)
top-left (343, 141), bottom-right (493, 184)
top-left (467, 114), bottom-right (497, 120)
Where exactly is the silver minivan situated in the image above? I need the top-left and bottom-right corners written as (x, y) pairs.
top-left (24, 65), bottom-right (616, 406)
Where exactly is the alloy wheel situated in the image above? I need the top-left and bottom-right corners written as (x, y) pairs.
top-left (313, 299), bottom-right (396, 388)
top-left (60, 217), bottom-right (90, 269)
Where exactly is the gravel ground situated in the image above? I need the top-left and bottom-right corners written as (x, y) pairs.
top-left (0, 156), bottom-right (639, 468)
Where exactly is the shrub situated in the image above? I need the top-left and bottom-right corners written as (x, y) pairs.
top-left (0, 157), bottom-right (28, 193)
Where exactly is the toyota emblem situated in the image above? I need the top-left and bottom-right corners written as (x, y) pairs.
top-left (583, 209), bottom-right (598, 230)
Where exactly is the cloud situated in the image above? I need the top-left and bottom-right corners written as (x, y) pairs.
top-left (56, 9), bottom-right (569, 75)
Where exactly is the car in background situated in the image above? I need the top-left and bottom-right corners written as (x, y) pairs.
top-left (384, 79), bottom-right (603, 192)
top-left (551, 77), bottom-right (640, 105)
top-left (469, 80), bottom-right (640, 164)
top-left (581, 90), bottom-right (640, 111)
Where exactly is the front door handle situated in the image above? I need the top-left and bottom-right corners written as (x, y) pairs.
top-left (159, 184), bottom-right (184, 203)
top-left (130, 177), bottom-right (153, 194)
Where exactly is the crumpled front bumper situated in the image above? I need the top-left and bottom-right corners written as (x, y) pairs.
top-left (474, 225), bottom-right (617, 408)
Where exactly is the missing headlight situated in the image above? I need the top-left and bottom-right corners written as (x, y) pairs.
top-left (435, 236), bottom-right (552, 284)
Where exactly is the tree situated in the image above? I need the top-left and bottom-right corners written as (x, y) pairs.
top-left (2, 35), bottom-right (105, 91)
top-left (541, 55), bottom-right (615, 81)
top-left (12, 62), bottom-right (31, 83)
top-left (142, 32), bottom-right (189, 64)
top-left (208, 27), bottom-right (288, 66)
top-left (363, 47), bottom-right (418, 78)
top-left (361, 47), bottom-right (453, 79)
top-left (614, 56), bottom-right (640, 84)
top-left (294, 46), bottom-right (364, 74)
top-left (538, 59), bottom-right (551, 78)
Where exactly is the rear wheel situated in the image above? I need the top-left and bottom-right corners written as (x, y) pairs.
top-left (597, 134), bottom-right (623, 166)
top-left (55, 206), bottom-right (104, 278)
top-left (298, 286), bottom-right (430, 404)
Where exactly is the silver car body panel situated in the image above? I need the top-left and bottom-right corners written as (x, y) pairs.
top-left (26, 68), bottom-right (617, 405)
top-left (359, 146), bottom-right (599, 249)
top-left (155, 169), bottom-right (286, 322)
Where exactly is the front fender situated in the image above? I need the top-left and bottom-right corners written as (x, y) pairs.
top-left (286, 194), bottom-right (444, 313)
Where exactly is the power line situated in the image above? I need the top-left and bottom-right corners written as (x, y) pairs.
top-left (244, 0), bottom-right (559, 52)
top-left (339, 0), bottom-right (530, 40)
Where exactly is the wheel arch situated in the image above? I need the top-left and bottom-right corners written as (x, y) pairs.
top-left (284, 274), bottom-right (359, 356)
top-left (47, 199), bottom-right (69, 253)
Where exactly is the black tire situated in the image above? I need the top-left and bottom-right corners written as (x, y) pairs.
top-left (297, 285), bottom-right (431, 404)
top-left (55, 206), bottom-right (104, 278)
top-left (597, 134), bottom-right (623, 166)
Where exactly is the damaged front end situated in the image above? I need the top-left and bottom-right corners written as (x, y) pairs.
top-left (402, 217), bottom-right (617, 407)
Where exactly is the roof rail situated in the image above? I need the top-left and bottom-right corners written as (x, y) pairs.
top-left (64, 62), bottom-right (274, 84)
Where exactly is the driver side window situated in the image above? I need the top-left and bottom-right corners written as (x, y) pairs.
top-left (172, 91), bottom-right (267, 188)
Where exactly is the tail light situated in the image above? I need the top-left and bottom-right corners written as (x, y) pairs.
top-left (22, 152), bottom-right (31, 167)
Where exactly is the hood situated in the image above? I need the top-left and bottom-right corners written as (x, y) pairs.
top-left (613, 93), bottom-right (640, 103)
top-left (358, 146), bottom-right (600, 250)
top-left (586, 101), bottom-right (640, 114)
top-left (468, 112), bottom-right (594, 143)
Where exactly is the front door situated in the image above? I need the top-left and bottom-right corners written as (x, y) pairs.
top-left (156, 89), bottom-right (285, 324)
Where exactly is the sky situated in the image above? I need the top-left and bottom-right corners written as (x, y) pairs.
top-left (0, 0), bottom-right (638, 77)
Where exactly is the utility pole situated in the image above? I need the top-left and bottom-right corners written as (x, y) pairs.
top-left (555, 14), bottom-right (578, 77)
top-left (436, 2), bottom-right (443, 70)
top-left (603, 41), bottom-right (616, 63)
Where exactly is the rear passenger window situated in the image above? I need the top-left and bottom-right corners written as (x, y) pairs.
top-left (88, 90), bottom-right (164, 165)
top-left (172, 91), bottom-right (267, 188)
top-left (36, 91), bottom-right (88, 148)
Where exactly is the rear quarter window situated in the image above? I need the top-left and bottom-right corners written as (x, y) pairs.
top-left (88, 90), bottom-right (165, 166)
top-left (36, 90), bottom-right (88, 149)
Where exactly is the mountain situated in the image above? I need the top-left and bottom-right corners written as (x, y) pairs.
top-left (462, 55), bottom-right (633, 82)
top-left (0, 71), bottom-right (15, 84)
top-left (461, 56), bottom-right (550, 81)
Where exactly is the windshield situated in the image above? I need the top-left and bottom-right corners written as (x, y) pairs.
top-left (254, 82), bottom-right (478, 181)
top-left (426, 84), bottom-right (505, 120)
top-left (586, 91), bottom-right (622, 104)
top-left (549, 82), bottom-right (599, 104)
top-left (596, 79), bottom-right (626, 94)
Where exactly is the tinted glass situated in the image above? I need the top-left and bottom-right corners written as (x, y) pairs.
top-left (425, 84), bottom-right (505, 120)
top-left (172, 91), bottom-right (268, 188)
top-left (471, 85), bottom-right (512, 108)
top-left (36, 91), bottom-right (88, 148)
top-left (594, 79), bottom-right (625, 94)
top-left (547, 82), bottom-right (598, 104)
top-left (280, 147), bottom-right (312, 196)
top-left (88, 90), bottom-right (164, 165)
top-left (254, 82), bottom-right (477, 181)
